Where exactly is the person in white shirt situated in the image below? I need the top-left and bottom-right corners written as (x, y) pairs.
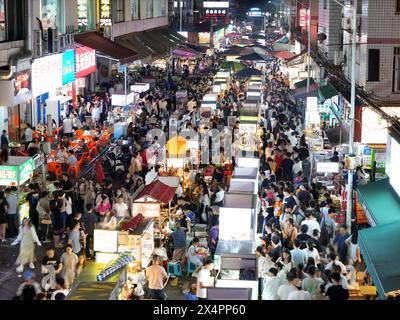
top-left (50, 277), bottom-right (70, 300)
top-left (213, 184), bottom-right (225, 207)
top-left (301, 212), bottom-right (321, 237)
top-left (24, 125), bottom-right (34, 146)
top-left (196, 260), bottom-right (215, 300)
top-left (262, 268), bottom-right (282, 300)
top-left (287, 286), bottom-right (312, 300)
top-left (113, 195), bottom-right (129, 218)
top-left (325, 253), bottom-right (346, 273)
top-left (62, 114), bottom-right (73, 137)
top-left (292, 158), bottom-right (302, 176)
top-left (277, 272), bottom-right (299, 300)
top-left (302, 241), bottom-right (320, 266)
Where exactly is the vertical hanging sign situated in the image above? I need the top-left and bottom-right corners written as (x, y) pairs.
top-left (99, 0), bottom-right (112, 27)
top-left (77, 0), bottom-right (88, 26)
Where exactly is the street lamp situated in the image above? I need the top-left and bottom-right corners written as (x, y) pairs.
top-left (332, 0), bottom-right (358, 230)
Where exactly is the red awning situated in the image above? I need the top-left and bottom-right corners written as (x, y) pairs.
top-left (134, 180), bottom-right (176, 204)
top-left (273, 51), bottom-right (296, 60)
top-left (74, 32), bottom-right (139, 64)
top-left (286, 49), bottom-right (308, 62)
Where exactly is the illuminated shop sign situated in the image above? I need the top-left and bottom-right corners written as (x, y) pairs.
top-left (75, 46), bottom-right (96, 78)
top-left (99, 0), bottom-right (112, 27)
top-left (205, 9), bottom-right (227, 18)
top-left (77, 0), bottom-right (88, 26)
top-left (203, 1), bottom-right (229, 8)
top-left (299, 9), bottom-right (308, 27)
top-left (62, 49), bottom-right (76, 85)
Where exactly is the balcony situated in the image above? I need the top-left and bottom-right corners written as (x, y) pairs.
top-left (33, 26), bottom-right (75, 58)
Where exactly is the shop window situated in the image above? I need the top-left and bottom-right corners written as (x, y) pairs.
top-left (393, 47), bottom-right (400, 92)
top-left (77, 0), bottom-right (96, 31)
top-left (0, 0), bottom-right (5, 42)
top-left (7, 103), bottom-right (32, 143)
top-left (41, 0), bottom-right (65, 33)
top-left (368, 49), bottom-right (380, 82)
top-left (114, 0), bottom-right (125, 23)
top-left (131, 0), bottom-right (139, 20)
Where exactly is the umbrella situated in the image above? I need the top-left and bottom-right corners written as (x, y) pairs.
top-left (95, 160), bottom-right (105, 185)
top-left (220, 61), bottom-right (245, 72)
top-left (235, 68), bottom-right (263, 79)
top-left (167, 136), bottom-right (187, 157)
top-left (238, 52), bottom-right (273, 61)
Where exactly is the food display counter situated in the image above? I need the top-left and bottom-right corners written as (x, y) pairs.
top-left (94, 218), bottom-right (154, 269)
top-left (231, 167), bottom-right (259, 194)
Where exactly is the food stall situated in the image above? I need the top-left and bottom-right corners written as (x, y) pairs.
top-left (214, 192), bottom-right (259, 300)
top-left (131, 179), bottom-right (177, 236)
top-left (0, 156), bottom-right (35, 222)
top-left (230, 167), bottom-right (259, 194)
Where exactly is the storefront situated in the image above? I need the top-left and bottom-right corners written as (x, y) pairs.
top-left (0, 56), bottom-right (33, 142)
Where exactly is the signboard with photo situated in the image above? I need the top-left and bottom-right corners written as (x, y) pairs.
top-left (14, 70), bottom-right (31, 96)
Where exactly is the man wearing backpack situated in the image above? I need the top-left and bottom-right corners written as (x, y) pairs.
top-left (16, 271), bottom-right (41, 300)
top-left (320, 208), bottom-right (336, 247)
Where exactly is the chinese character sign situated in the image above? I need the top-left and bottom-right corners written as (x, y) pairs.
top-left (299, 9), bottom-right (309, 27)
top-left (99, 0), bottom-right (112, 27)
top-left (62, 49), bottom-right (76, 85)
top-left (77, 0), bottom-right (88, 26)
top-left (75, 46), bottom-right (96, 78)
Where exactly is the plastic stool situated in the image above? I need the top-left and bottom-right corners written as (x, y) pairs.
top-left (187, 261), bottom-right (198, 276)
top-left (167, 261), bottom-right (182, 277)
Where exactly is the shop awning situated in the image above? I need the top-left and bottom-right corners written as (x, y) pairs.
top-left (319, 82), bottom-right (339, 101)
top-left (325, 123), bottom-right (350, 146)
top-left (115, 27), bottom-right (186, 62)
top-left (186, 43), bottom-right (208, 53)
top-left (357, 178), bottom-right (400, 227)
top-left (74, 32), bottom-right (139, 64)
top-left (286, 50), bottom-right (307, 66)
top-left (294, 78), bottom-right (316, 89)
top-left (358, 221), bottom-right (400, 299)
top-left (134, 180), bottom-right (176, 204)
top-left (273, 50), bottom-right (296, 60)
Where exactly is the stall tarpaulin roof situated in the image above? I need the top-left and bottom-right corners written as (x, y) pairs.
top-left (318, 82), bottom-right (339, 101)
top-left (325, 123), bottom-right (350, 146)
top-left (74, 32), bottom-right (139, 64)
top-left (235, 68), bottom-right (263, 79)
top-left (186, 43), bottom-right (208, 53)
top-left (273, 50), bottom-right (296, 60)
top-left (172, 48), bottom-right (197, 59)
top-left (238, 52), bottom-right (273, 61)
top-left (134, 180), bottom-right (176, 203)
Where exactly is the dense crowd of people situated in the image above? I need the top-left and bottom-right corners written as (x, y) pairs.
top-left (0, 34), bottom-right (366, 301)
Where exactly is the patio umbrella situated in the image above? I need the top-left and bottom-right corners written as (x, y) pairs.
top-left (166, 136), bottom-right (187, 157)
top-left (235, 68), bottom-right (263, 79)
top-left (95, 160), bottom-right (105, 185)
top-left (220, 61), bottom-right (245, 72)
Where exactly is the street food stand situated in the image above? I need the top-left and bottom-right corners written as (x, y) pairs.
top-left (0, 156), bottom-right (35, 222)
top-left (131, 179), bottom-right (177, 236)
top-left (231, 167), bottom-right (259, 194)
top-left (214, 192), bottom-right (258, 300)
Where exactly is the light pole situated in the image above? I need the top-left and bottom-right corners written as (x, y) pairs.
top-left (332, 0), bottom-right (357, 230)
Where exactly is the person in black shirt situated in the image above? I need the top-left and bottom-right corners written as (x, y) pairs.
top-left (61, 174), bottom-right (74, 193)
top-left (281, 152), bottom-right (294, 181)
top-left (310, 183), bottom-right (320, 202)
top-left (325, 272), bottom-right (349, 301)
top-left (270, 235), bottom-right (283, 263)
top-left (296, 224), bottom-right (311, 249)
top-left (26, 184), bottom-right (39, 231)
top-left (330, 151), bottom-right (340, 163)
top-left (41, 247), bottom-right (62, 276)
top-left (50, 191), bottom-right (64, 248)
top-left (81, 204), bottom-right (99, 259)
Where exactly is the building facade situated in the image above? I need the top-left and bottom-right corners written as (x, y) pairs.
top-left (342, 0), bottom-right (400, 104)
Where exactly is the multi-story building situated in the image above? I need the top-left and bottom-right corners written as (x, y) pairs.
top-left (318, 0), bottom-right (343, 63)
top-left (342, 0), bottom-right (400, 104)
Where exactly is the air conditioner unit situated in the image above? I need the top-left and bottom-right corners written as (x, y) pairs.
top-left (341, 17), bottom-right (351, 30)
top-left (33, 30), bottom-right (43, 58)
top-left (334, 50), bottom-right (343, 66)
